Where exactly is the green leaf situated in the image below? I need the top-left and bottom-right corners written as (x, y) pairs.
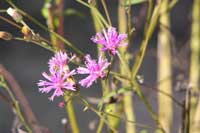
top-left (124, 0), bottom-right (147, 6)
top-left (98, 86), bottom-right (132, 110)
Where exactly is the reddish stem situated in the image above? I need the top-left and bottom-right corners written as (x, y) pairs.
top-left (0, 64), bottom-right (50, 133)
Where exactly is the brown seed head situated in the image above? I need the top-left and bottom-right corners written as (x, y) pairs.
top-left (0, 31), bottom-right (13, 40)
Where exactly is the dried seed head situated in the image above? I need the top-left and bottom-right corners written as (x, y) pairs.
top-left (7, 7), bottom-right (23, 22)
top-left (0, 31), bottom-right (13, 40)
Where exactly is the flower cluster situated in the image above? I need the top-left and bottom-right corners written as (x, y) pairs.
top-left (38, 27), bottom-right (127, 101)
top-left (91, 27), bottom-right (127, 55)
top-left (77, 55), bottom-right (110, 88)
top-left (38, 51), bottom-right (76, 101)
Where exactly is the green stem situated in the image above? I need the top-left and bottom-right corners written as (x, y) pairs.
top-left (77, 95), bottom-right (158, 131)
top-left (65, 99), bottom-right (80, 133)
top-left (0, 81), bottom-right (32, 132)
top-left (118, 1), bottom-right (136, 132)
top-left (144, 0), bottom-right (153, 33)
top-left (46, 6), bottom-right (58, 50)
top-left (78, 96), bottom-right (117, 132)
top-left (76, 0), bottom-right (109, 27)
top-left (157, 0), bottom-right (173, 132)
top-left (189, 0), bottom-right (200, 132)
top-left (0, 9), bottom-right (7, 13)
top-left (96, 115), bottom-right (105, 133)
top-left (131, 80), bottom-right (166, 133)
top-left (6, 0), bottom-right (84, 56)
top-left (14, 37), bottom-right (54, 52)
top-left (101, 0), bottom-right (112, 26)
top-left (131, 4), bottom-right (161, 79)
top-left (109, 71), bottom-right (183, 108)
top-left (0, 15), bottom-right (21, 29)
top-left (89, 2), bottom-right (113, 132)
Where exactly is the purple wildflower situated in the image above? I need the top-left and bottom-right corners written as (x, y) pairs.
top-left (48, 51), bottom-right (75, 73)
top-left (38, 51), bottom-right (76, 101)
top-left (77, 55), bottom-right (110, 88)
top-left (91, 27), bottom-right (128, 55)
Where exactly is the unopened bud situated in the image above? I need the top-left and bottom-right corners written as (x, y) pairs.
top-left (7, 7), bottom-right (23, 22)
top-left (0, 31), bottom-right (13, 40)
top-left (21, 26), bottom-right (32, 40)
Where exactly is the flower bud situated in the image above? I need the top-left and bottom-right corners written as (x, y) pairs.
top-left (21, 26), bottom-right (32, 40)
top-left (7, 7), bottom-right (23, 23)
top-left (0, 31), bottom-right (13, 40)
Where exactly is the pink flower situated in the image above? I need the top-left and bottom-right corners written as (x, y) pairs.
top-left (38, 51), bottom-right (76, 101)
top-left (77, 55), bottom-right (110, 88)
top-left (38, 70), bottom-right (76, 101)
top-left (48, 51), bottom-right (75, 73)
top-left (91, 27), bottom-right (128, 55)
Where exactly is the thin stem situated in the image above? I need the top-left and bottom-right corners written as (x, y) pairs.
top-left (131, 80), bottom-right (166, 133)
top-left (0, 81), bottom-right (32, 132)
top-left (168, 0), bottom-right (179, 11)
top-left (77, 95), bottom-right (158, 130)
top-left (76, 0), bottom-right (109, 27)
top-left (144, 83), bottom-right (183, 107)
top-left (117, 52), bottom-right (131, 74)
top-left (182, 88), bottom-right (191, 133)
top-left (90, 4), bottom-right (104, 31)
top-left (46, 6), bottom-right (58, 49)
top-left (55, 0), bottom-right (65, 49)
top-left (96, 115), bottom-right (105, 133)
top-left (90, 2), bottom-right (109, 132)
top-left (127, 0), bottom-right (132, 39)
top-left (0, 15), bottom-right (21, 29)
top-left (65, 99), bottom-right (80, 133)
top-left (6, 0), bottom-right (84, 56)
top-left (101, 0), bottom-right (112, 26)
top-left (118, 0), bottom-right (128, 53)
top-left (189, 0), bottom-right (200, 132)
top-left (0, 64), bottom-right (48, 133)
top-left (14, 37), bottom-right (54, 52)
top-left (118, 1), bottom-right (136, 132)
top-left (78, 96), bottom-right (117, 132)
top-left (0, 9), bottom-right (7, 13)
top-left (131, 4), bottom-right (161, 79)
top-left (144, 0), bottom-right (153, 32)
top-left (109, 71), bottom-right (183, 108)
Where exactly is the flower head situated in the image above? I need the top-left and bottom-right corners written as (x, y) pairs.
top-left (38, 51), bottom-right (76, 101)
top-left (77, 55), bottom-right (110, 88)
top-left (91, 27), bottom-right (128, 55)
top-left (48, 51), bottom-right (75, 73)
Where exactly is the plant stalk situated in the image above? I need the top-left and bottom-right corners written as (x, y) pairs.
top-left (157, 0), bottom-right (173, 132)
top-left (118, 0), bottom-right (136, 133)
top-left (189, 0), bottom-right (200, 132)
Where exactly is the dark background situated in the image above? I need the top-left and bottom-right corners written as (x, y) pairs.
top-left (0, 0), bottom-right (192, 132)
